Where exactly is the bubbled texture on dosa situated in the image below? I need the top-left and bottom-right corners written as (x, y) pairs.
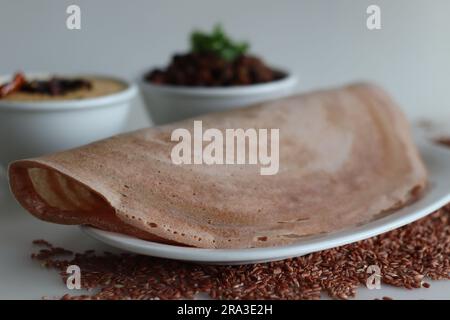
top-left (8, 83), bottom-right (427, 248)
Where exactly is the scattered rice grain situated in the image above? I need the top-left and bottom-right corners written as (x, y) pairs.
top-left (29, 141), bottom-right (450, 300)
top-left (31, 206), bottom-right (450, 300)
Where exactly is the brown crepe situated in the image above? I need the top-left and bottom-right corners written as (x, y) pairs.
top-left (8, 83), bottom-right (427, 248)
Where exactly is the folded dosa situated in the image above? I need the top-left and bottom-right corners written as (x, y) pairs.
top-left (8, 83), bottom-right (427, 248)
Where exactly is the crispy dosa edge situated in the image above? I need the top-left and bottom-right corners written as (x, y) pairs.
top-left (8, 160), bottom-right (186, 246)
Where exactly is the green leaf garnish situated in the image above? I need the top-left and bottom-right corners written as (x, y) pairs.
top-left (190, 25), bottom-right (249, 61)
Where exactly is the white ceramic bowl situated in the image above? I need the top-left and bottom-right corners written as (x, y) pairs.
top-left (0, 74), bottom-right (138, 167)
top-left (140, 72), bottom-right (298, 125)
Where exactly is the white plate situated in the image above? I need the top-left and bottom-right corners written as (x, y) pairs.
top-left (81, 138), bottom-right (450, 265)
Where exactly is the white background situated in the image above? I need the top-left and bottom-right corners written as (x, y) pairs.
top-left (1, 0), bottom-right (449, 127)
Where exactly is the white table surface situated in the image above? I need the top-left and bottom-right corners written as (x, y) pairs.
top-left (0, 172), bottom-right (449, 300)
